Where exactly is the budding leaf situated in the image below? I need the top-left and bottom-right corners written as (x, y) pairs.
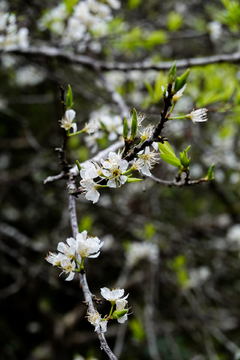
top-left (206, 164), bottom-right (215, 181)
top-left (158, 141), bottom-right (176, 157)
top-left (76, 160), bottom-right (82, 171)
top-left (144, 80), bottom-right (155, 100)
top-left (123, 117), bottom-right (129, 139)
top-left (113, 309), bottom-right (128, 320)
top-left (168, 61), bottom-right (177, 84)
top-left (174, 69), bottom-right (190, 92)
top-left (131, 108), bottom-right (138, 140)
top-left (126, 177), bottom-right (143, 183)
top-left (160, 154), bottom-right (182, 168)
top-left (179, 145), bottom-right (191, 168)
top-left (66, 84), bottom-right (74, 109)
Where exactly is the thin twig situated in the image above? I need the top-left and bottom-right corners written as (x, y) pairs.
top-left (68, 185), bottom-right (118, 360)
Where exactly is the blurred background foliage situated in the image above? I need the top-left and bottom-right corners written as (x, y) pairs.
top-left (1, 0), bottom-right (240, 360)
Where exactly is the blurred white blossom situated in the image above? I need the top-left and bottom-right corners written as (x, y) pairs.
top-left (126, 241), bottom-right (159, 267)
top-left (15, 65), bottom-right (46, 87)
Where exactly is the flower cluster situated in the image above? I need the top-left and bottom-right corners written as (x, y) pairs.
top-left (45, 230), bottom-right (103, 280)
top-left (87, 287), bottom-right (129, 333)
top-left (0, 5), bottom-right (29, 50)
top-left (101, 287), bottom-right (129, 324)
top-left (80, 151), bottom-right (129, 204)
top-left (38, 0), bottom-right (121, 53)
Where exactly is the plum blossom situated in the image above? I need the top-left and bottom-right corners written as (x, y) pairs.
top-left (60, 109), bottom-right (77, 133)
top-left (57, 237), bottom-right (76, 259)
top-left (100, 287), bottom-right (129, 304)
top-left (100, 114), bottom-right (123, 141)
top-left (138, 147), bottom-right (160, 176)
top-left (126, 241), bottom-right (159, 267)
top-left (139, 124), bottom-right (154, 142)
top-left (87, 311), bottom-right (108, 332)
top-left (45, 252), bottom-right (66, 266)
top-left (186, 108), bottom-right (208, 123)
top-left (101, 152), bottom-right (128, 188)
top-left (80, 161), bottom-right (102, 180)
top-left (60, 257), bottom-right (76, 281)
top-left (80, 178), bottom-right (100, 203)
top-left (75, 230), bottom-right (103, 259)
top-left (83, 118), bottom-right (100, 134)
top-left (173, 84), bottom-right (187, 102)
top-left (115, 297), bottom-right (129, 323)
top-left (45, 252), bottom-right (76, 280)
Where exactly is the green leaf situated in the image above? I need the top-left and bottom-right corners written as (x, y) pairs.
top-left (131, 108), bottom-right (138, 139)
top-left (144, 30), bottom-right (167, 49)
top-left (76, 160), bottom-right (81, 171)
top-left (126, 177), bottom-right (143, 183)
top-left (66, 84), bottom-right (73, 109)
top-left (128, 0), bottom-right (142, 9)
top-left (158, 141), bottom-right (176, 157)
top-left (167, 11), bottom-right (183, 31)
top-left (168, 61), bottom-right (177, 84)
top-left (64, 0), bottom-right (78, 13)
top-left (206, 164), bottom-right (215, 181)
top-left (179, 145), bottom-right (191, 168)
top-left (160, 154), bottom-right (182, 168)
top-left (144, 80), bottom-right (155, 100)
top-left (174, 69), bottom-right (190, 92)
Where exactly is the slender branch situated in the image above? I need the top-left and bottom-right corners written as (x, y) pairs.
top-left (3, 46), bottom-right (240, 71)
top-left (147, 173), bottom-right (209, 187)
top-left (68, 182), bottom-right (118, 360)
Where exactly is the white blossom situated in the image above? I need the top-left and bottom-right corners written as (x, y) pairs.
top-left (126, 241), bottom-right (159, 267)
top-left (100, 114), bottom-right (123, 141)
top-left (45, 252), bottom-right (66, 266)
top-left (60, 257), bottom-right (76, 281)
top-left (80, 161), bottom-right (102, 180)
top-left (115, 297), bottom-right (129, 323)
top-left (80, 178), bottom-right (100, 203)
top-left (101, 152), bottom-right (128, 188)
top-left (107, 0), bottom-right (121, 9)
top-left (100, 287), bottom-right (128, 304)
top-left (186, 108), bottom-right (208, 123)
top-left (87, 311), bottom-right (108, 332)
top-left (60, 109), bottom-right (77, 133)
top-left (83, 118), bottom-right (100, 134)
top-left (57, 237), bottom-right (76, 259)
top-left (139, 124), bottom-right (154, 142)
top-left (138, 147), bottom-right (160, 176)
top-left (173, 84), bottom-right (187, 102)
top-left (15, 65), bottom-right (45, 87)
top-left (75, 230), bottom-right (103, 259)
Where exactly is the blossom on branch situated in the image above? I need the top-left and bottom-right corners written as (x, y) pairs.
top-left (173, 84), bottom-right (187, 102)
top-left (80, 178), bottom-right (100, 203)
top-left (137, 147), bottom-right (160, 176)
top-left (186, 108), bottom-right (208, 123)
top-left (100, 287), bottom-right (129, 304)
top-left (76, 230), bottom-right (103, 260)
top-left (87, 311), bottom-right (108, 333)
top-left (101, 152), bottom-right (128, 188)
top-left (60, 109), bottom-right (77, 133)
top-left (57, 237), bottom-right (76, 259)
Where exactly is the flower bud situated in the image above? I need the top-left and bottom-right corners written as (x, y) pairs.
top-left (113, 309), bottom-right (128, 320)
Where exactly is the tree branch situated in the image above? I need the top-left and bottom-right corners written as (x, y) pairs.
top-left (68, 182), bottom-right (118, 360)
top-left (3, 46), bottom-right (240, 71)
